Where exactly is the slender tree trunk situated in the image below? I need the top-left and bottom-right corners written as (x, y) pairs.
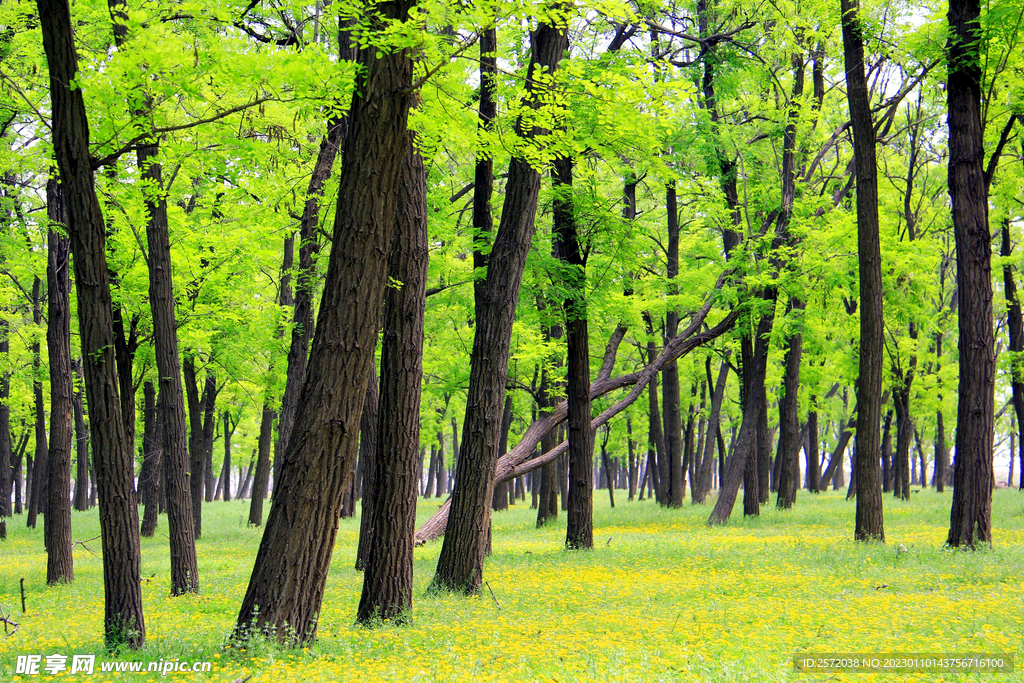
top-left (38, 0), bottom-right (145, 646)
top-left (0, 317), bottom-right (11, 528)
top-left (140, 383), bottom-right (161, 538)
top-left (222, 412), bottom-right (234, 501)
top-left (72, 360), bottom-right (89, 511)
top-left (432, 16), bottom-right (569, 594)
top-left (694, 361), bottom-right (728, 503)
top-left (247, 404), bottom-right (274, 526)
top-left (1001, 220), bottom-right (1024, 492)
top-left (881, 409), bottom-right (894, 492)
top-left (843, 0), bottom-right (885, 541)
top-left (806, 408), bottom-right (820, 493)
top-left (627, 418), bottom-right (637, 501)
top-left (202, 375), bottom-right (217, 503)
top-left (663, 184), bottom-right (683, 508)
top-left (235, 1), bottom-right (416, 640)
top-left (28, 276), bottom-right (47, 530)
top-left (946, 0), bottom-right (994, 548)
top-left (775, 311), bottom-right (803, 509)
top-left (354, 361), bottom-right (379, 570)
top-left (183, 356), bottom-right (205, 537)
top-left (357, 143), bottom-right (427, 622)
top-left (45, 180), bottom-right (74, 584)
top-left (492, 395), bottom-right (514, 512)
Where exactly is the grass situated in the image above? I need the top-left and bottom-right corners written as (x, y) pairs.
top-left (1, 488), bottom-right (1023, 681)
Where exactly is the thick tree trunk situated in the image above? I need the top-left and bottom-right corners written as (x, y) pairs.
top-left (431, 17), bottom-right (569, 594)
top-left (235, 2), bottom-right (415, 641)
top-left (893, 387), bottom-right (912, 500)
top-left (946, 0), bottom-right (994, 548)
top-left (357, 141), bottom-right (427, 623)
top-left (38, 0), bottom-right (145, 646)
top-left (775, 312), bottom-right (803, 509)
top-left (45, 182), bottom-right (74, 584)
top-left (247, 404), bottom-right (275, 526)
top-left (843, 0), bottom-right (885, 541)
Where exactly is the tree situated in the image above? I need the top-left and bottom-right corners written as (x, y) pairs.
top-left (357, 138), bottom-right (428, 623)
top-left (44, 178), bottom-right (73, 584)
top-left (235, 0), bottom-right (417, 643)
top-left (37, 0), bottom-right (145, 648)
top-left (946, 0), bottom-right (994, 548)
top-left (430, 10), bottom-right (570, 594)
top-left (841, 0), bottom-right (885, 541)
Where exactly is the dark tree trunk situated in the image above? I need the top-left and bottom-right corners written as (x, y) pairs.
top-left (627, 418), bottom-right (637, 501)
top-left (354, 361), bottom-right (379, 570)
top-left (201, 375), bottom-right (217, 503)
top-left (425, 445), bottom-right (438, 499)
top-left (222, 411), bottom-right (235, 501)
top-left (843, 0), bottom-right (885, 541)
top-left (357, 143), bottom-right (427, 622)
top-left (946, 0), bottom-right (994, 548)
top-left (663, 184), bottom-right (683, 508)
top-left (45, 181), bottom-right (74, 584)
top-left (431, 19), bottom-right (569, 594)
top-left (694, 361), bottom-right (728, 503)
top-left (235, 1), bottom-right (415, 640)
top-left (893, 386), bottom-right (913, 500)
top-left (881, 409), bottom-right (894, 493)
top-left (0, 317), bottom-right (10, 525)
top-left (28, 276), bottom-right (47, 530)
top-left (38, 0), bottom-right (145, 646)
top-left (137, 131), bottom-right (199, 588)
top-left (644, 319), bottom-right (667, 504)
top-left (536, 360), bottom-right (558, 527)
top-left (436, 429), bottom-right (447, 497)
top-left (805, 408), bottom-right (820, 493)
top-left (492, 395), bottom-right (514, 512)
top-left (555, 156), bottom-right (594, 549)
top-left (72, 360), bottom-right (89, 511)
top-left (276, 23), bottom-right (356, 484)
top-left (139, 382), bottom-right (161, 538)
top-left (1001, 220), bottom-right (1024, 492)
top-left (934, 331), bottom-right (949, 492)
top-left (599, 427), bottom-right (614, 508)
top-left (247, 403), bottom-right (275, 527)
top-left (819, 412), bottom-right (856, 490)
top-left (183, 355), bottom-right (205, 537)
top-left (775, 308), bottom-right (803, 509)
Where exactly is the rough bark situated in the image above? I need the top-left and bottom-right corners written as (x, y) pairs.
top-left (775, 316), bottom-right (802, 509)
top-left (235, 1), bottom-right (415, 641)
top-left (45, 181), bottom-right (74, 585)
top-left (139, 382), bottom-right (161, 538)
top-left (0, 317), bottom-right (10, 522)
top-left (946, 0), bottom-right (994, 548)
top-left (38, 0), bottom-right (145, 646)
top-left (431, 17), bottom-right (569, 594)
top-left (357, 142), bottom-right (427, 622)
top-left (663, 184), bottom-right (683, 508)
top-left (354, 361), bottom-right (379, 570)
top-left (694, 360), bottom-right (728, 503)
top-left (1001, 220), bottom-right (1024, 492)
top-left (843, 0), bottom-right (885, 541)
top-left (27, 275), bottom-right (47, 530)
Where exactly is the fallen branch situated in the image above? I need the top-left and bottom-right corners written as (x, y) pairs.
top-left (415, 280), bottom-right (737, 543)
top-left (0, 604), bottom-right (19, 637)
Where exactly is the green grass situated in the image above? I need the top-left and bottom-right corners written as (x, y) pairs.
top-left (1, 488), bottom-right (1023, 681)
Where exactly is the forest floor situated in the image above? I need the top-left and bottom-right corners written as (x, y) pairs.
top-left (1, 489), bottom-right (1022, 681)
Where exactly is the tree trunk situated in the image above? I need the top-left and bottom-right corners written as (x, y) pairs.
top-left (357, 142), bottom-right (427, 622)
top-left (0, 317), bottom-right (10, 526)
top-left (881, 409), bottom-right (893, 492)
top-left (775, 310), bottom-right (803, 509)
top-left (222, 411), bottom-right (234, 501)
top-left (431, 17), bottom-right (569, 594)
top-left (183, 355), bottom-right (205, 537)
top-left (72, 360), bottom-right (89, 511)
top-left (38, 0), bottom-right (145, 646)
top-left (247, 404), bottom-right (275, 526)
top-left (235, 1), bottom-right (415, 641)
top-left (45, 181), bottom-right (74, 585)
top-left (1001, 220), bottom-right (1024, 492)
top-left (492, 395), bottom-right (514, 512)
top-left (139, 382), bottom-right (161, 538)
top-left (28, 275), bottom-right (47, 530)
top-left (805, 408), bottom-right (820, 493)
top-left (202, 374), bottom-right (217, 503)
top-left (843, 0), bottom-right (885, 541)
top-left (946, 0), bottom-right (994, 548)
top-left (354, 361), bottom-right (379, 570)
top-left (555, 156), bottom-right (594, 549)
top-left (663, 184), bottom-right (683, 508)
top-left (627, 418), bottom-right (637, 501)
top-left (694, 361), bottom-right (728, 503)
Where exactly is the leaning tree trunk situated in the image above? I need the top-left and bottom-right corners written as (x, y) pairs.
top-left (357, 139), bottom-right (428, 624)
top-left (45, 180), bottom-right (74, 585)
top-left (946, 0), bottom-right (994, 548)
top-left (431, 16), bottom-right (569, 595)
top-left (843, 0), bottom-right (885, 542)
top-left (235, 0), bottom-right (416, 642)
top-left (38, 0), bottom-right (145, 647)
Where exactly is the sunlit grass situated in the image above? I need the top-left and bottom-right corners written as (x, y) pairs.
top-left (2, 488), bottom-right (1022, 681)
